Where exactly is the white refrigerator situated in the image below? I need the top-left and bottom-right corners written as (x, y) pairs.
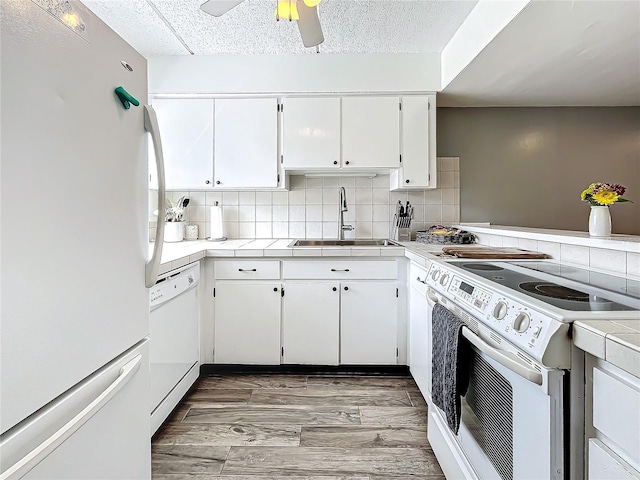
top-left (0, 1), bottom-right (165, 478)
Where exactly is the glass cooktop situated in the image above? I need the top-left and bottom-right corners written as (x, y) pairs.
top-left (452, 261), bottom-right (640, 312)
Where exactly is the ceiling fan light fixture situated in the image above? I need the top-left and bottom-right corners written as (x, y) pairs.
top-left (303, 0), bottom-right (322, 7)
top-left (275, 0), bottom-right (299, 21)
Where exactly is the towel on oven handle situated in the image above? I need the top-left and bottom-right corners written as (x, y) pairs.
top-left (431, 302), bottom-right (471, 434)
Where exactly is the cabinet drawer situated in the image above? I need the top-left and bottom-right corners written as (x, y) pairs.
top-left (593, 366), bottom-right (640, 467)
top-left (282, 260), bottom-right (396, 280)
top-left (410, 262), bottom-right (430, 296)
top-left (215, 260), bottom-right (280, 280)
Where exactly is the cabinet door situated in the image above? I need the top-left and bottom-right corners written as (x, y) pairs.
top-left (214, 98), bottom-right (278, 188)
top-left (214, 282), bottom-right (281, 364)
top-left (282, 282), bottom-right (340, 365)
top-left (340, 282), bottom-right (398, 365)
top-left (342, 97), bottom-right (400, 169)
top-left (151, 98), bottom-right (214, 189)
top-left (282, 97), bottom-right (341, 170)
top-left (401, 96), bottom-right (432, 187)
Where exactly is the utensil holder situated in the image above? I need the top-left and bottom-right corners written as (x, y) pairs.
top-left (164, 221), bottom-right (184, 242)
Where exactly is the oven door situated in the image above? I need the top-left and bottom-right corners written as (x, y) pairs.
top-left (426, 294), bottom-right (565, 480)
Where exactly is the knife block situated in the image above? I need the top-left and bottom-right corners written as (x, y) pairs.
top-left (398, 228), bottom-right (411, 242)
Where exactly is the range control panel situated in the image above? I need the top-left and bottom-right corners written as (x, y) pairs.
top-left (425, 262), bottom-right (570, 369)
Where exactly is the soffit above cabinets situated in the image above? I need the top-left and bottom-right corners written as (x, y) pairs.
top-left (81, 0), bottom-right (479, 55)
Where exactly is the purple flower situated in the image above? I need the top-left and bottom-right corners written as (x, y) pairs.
top-left (610, 183), bottom-right (626, 196)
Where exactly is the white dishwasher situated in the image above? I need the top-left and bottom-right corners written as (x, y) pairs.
top-left (149, 261), bottom-right (200, 435)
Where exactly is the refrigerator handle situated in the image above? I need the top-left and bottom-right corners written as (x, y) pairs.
top-left (0, 355), bottom-right (142, 480)
top-left (144, 105), bottom-right (166, 288)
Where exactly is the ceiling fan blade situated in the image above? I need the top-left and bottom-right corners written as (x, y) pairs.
top-left (297, 2), bottom-right (324, 48)
top-left (200, 0), bottom-right (245, 17)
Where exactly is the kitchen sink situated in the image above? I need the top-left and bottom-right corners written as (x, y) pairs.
top-left (288, 239), bottom-right (399, 247)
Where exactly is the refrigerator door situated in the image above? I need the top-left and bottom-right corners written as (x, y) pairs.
top-left (0, 341), bottom-right (151, 479)
top-left (0, 1), bottom-right (149, 434)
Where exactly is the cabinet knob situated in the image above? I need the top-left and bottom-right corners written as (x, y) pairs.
top-left (332, 287), bottom-right (337, 291)
top-left (405, 179), bottom-right (410, 184)
top-left (333, 161), bottom-right (338, 165)
top-left (345, 161), bottom-right (350, 165)
top-left (205, 180), bottom-right (211, 185)
top-left (273, 287), bottom-right (278, 292)
top-left (216, 180), bottom-right (221, 185)
top-left (344, 286), bottom-right (349, 291)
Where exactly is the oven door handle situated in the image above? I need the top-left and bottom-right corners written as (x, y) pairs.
top-left (461, 327), bottom-right (543, 385)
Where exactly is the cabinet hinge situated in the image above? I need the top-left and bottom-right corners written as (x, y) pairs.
top-left (277, 173), bottom-right (280, 183)
top-left (399, 154), bottom-right (402, 164)
top-left (428, 100), bottom-right (431, 110)
top-left (396, 347), bottom-right (399, 357)
top-left (213, 287), bottom-right (216, 298)
top-left (280, 104), bottom-right (284, 112)
top-left (399, 102), bottom-right (402, 111)
top-left (281, 288), bottom-right (285, 297)
top-left (281, 346), bottom-right (284, 356)
top-left (396, 288), bottom-right (399, 298)
top-left (428, 173), bottom-right (431, 182)
top-left (280, 154), bottom-right (283, 164)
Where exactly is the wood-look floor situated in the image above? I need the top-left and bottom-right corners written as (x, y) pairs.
top-left (152, 374), bottom-right (444, 479)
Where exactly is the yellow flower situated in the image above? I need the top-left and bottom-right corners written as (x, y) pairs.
top-left (580, 189), bottom-right (591, 201)
top-left (592, 190), bottom-right (619, 205)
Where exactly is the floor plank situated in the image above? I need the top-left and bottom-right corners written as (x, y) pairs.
top-left (183, 404), bottom-right (362, 425)
top-left (307, 375), bottom-right (419, 390)
top-left (184, 389), bottom-right (253, 404)
top-left (197, 375), bottom-right (308, 389)
top-left (407, 390), bottom-right (428, 408)
top-left (249, 388), bottom-right (413, 407)
top-left (222, 446), bottom-right (443, 477)
top-left (154, 423), bottom-right (301, 446)
top-left (151, 445), bottom-right (229, 476)
top-left (300, 425), bottom-right (428, 448)
top-left (359, 406), bottom-right (428, 426)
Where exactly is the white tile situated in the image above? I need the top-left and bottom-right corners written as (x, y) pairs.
top-left (305, 189), bottom-right (323, 205)
top-left (323, 177), bottom-right (339, 188)
top-left (442, 205), bottom-right (457, 224)
top-left (293, 248), bottom-right (322, 257)
top-left (322, 222), bottom-right (338, 238)
top-left (373, 204), bottom-right (390, 222)
top-left (501, 236), bottom-right (519, 248)
top-left (289, 175), bottom-right (305, 189)
top-left (306, 205), bottom-right (323, 222)
top-left (355, 177), bottom-right (373, 187)
top-left (628, 253), bottom-right (640, 278)
top-left (306, 222), bottom-right (323, 238)
top-left (518, 238), bottom-right (538, 252)
top-left (590, 247), bottom-right (627, 274)
top-left (424, 205), bottom-right (442, 224)
top-left (372, 174), bottom-right (389, 187)
top-left (489, 235), bottom-right (504, 247)
top-left (255, 222), bottom-right (272, 238)
top-left (238, 222), bottom-right (255, 239)
top-left (338, 177), bottom-right (355, 188)
top-left (390, 191), bottom-right (408, 205)
top-left (273, 222), bottom-right (288, 238)
top-left (373, 188), bottom-right (389, 204)
top-left (272, 205), bottom-right (288, 222)
top-left (439, 157), bottom-right (456, 172)
top-left (205, 191), bottom-right (222, 206)
top-left (373, 222), bottom-right (389, 238)
top-left (255, 192), bottom-right (272, 205)
top-left (453, 172), bottom-right (460, 187)
top-left (323, 205), bottom-right (338, 222)
top-left (222, 206), bottom-right (238, 222)
top-left (439, 171), bottom-right (455, 188)
top-left (188, 191), bottom-right (205, 206)
top-left (223, 222), bottom-right (238, 238)
top-left (355, 188), bottom-right (373, 204)
top-left (256, 205), bottom-right (272, 222)
top-left (288, 190), bottom-right (305, 205)
top-left (289, 205), bottom-right (305, 222)
top-left (289, 222), bottom-right (305, 238)
top-left (537, 241), bottom-right (561, 259)
top-left (238, 206), bottom-right (255, 222)
top-left (441, 189), bottom-right (455, 205)
top-left (272, 191), bottom-right (289, 205)
top-left (408, 191), bottom-right (424, 205)
top-left (305, 177), bottom-right (323, 188)
top-left (222, 191), bottom-right (239, 205)
top-left (606, 336), bottom-right (640, 377)
top-left (355, 222), bottom-right (373, 239)
top-left (561, 244), bottom-right (590, 266)
top-left (410, 204), bottom-right (424, 222)
top-left (321, 247), bottom-right (352, 257)
top-left (323, 187), bottom-right (339, 205)
top-left (424, 189), bottom-right (442, 205)
top-left (343, 208), bottom-right (355, 222)
top-left (453, 187), bottom-right (460, 205)
top-left (355, 204), bottom-right (372, 222)
top-left (239, 191), bottom-right (255, 205)
top-left (190, 206), bottom-right (206, 222)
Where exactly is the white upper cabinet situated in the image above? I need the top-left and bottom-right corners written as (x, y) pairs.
top-left (390, 95), bottom-right (437, 190)
top-left (342, 96), bottom-right (400, 170)
top-left (214, 98), bottom-right (279, 189)
top-left (151, 98), bottom-right (214, 189)
top-left (282, 97), bottom-right (341, 170)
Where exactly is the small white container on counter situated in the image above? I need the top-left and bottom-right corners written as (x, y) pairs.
top-left (185, 224), bottom-right (198, 240)
top-left (164, 221), bottom-right (184, 242)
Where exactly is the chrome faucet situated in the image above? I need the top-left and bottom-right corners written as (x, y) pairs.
top-left (338, 187), bottom-right (354, 240)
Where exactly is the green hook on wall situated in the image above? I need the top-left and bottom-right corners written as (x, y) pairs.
top-left (114, 86), bottom-right (140, 110)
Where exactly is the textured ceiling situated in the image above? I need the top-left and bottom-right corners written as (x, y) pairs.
top-left (82, 0), bottom-right (478, 56)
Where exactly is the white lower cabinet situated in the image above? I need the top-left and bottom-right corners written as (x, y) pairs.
top-left (408, 263), bottom-right (430, 397)
top-left (213, 281), bottom-right (282, 364)
top-left (282, 282), bottom-right (340, 365)
top-left (340, 281), bottom-right (398, 365)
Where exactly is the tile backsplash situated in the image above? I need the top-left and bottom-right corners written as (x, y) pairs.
top-left (151, 157), bottom-right (460, 240)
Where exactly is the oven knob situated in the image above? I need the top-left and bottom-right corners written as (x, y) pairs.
top-left (512, 312), bottom-right (531, 333)
top-left (431, 269), bottom-right (440, 281)
top-left (493, 301), bottom-right (508, 320)
top-left (439, 273), bottom-right (450, 286)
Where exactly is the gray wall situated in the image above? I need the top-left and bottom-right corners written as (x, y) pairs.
top-left (437, 107), bottom-right (640, 235)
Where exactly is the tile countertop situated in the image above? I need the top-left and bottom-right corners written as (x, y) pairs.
top-left (152, 237), bottom-right (640, 379)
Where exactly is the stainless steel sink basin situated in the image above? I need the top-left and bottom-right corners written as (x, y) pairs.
top-left (288, 239), bottom-right (399, 247)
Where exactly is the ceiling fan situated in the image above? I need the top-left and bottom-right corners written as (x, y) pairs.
top-left (200, 0), bottom-right (324, 48)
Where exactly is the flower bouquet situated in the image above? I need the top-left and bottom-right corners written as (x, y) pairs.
top-left (580, 183), bottom-right (630, 206)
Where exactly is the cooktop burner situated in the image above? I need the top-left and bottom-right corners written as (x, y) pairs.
top-left (453, 261), bottom-right (637, 311)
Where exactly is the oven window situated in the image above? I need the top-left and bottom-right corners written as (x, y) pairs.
top-left (463, 349), bottom-right (514, 480)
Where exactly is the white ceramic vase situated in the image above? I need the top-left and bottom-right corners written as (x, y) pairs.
top-left (164, 221), bottom-right (184, 242)
top-left (588, 206), bottom-right (611, 237)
